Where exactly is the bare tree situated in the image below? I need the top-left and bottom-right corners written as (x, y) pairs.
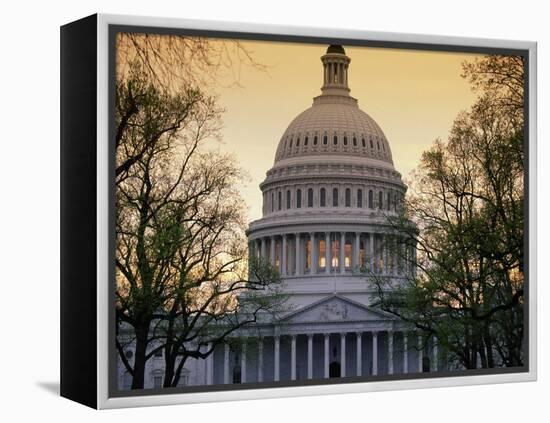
top-left (114, 36), bottom-right (283, 390)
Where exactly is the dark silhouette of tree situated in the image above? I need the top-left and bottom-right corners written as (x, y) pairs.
top-left (114, 36), bottom-right (283, 390)
top-left (371, 55), bottom-right (525, 370)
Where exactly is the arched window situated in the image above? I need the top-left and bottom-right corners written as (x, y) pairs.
top-left (296, 137), bottom-right (300, 147)
top-left (296, 189), bottom-right (302, 208)
top-left (278, 191), bottom-right (282, 211)
top-left (343, 136), bottom-right (348, 146)
top-left (333, 135), bottom-right (338, 145)
top-left (314, 135), bottom-right (318, 145)
top-left (332, 188), bottom-right (339, 207)
top-left (320, 188), bottom-right (326, 207)
top-left (370, 138), bottom-right (374, 148)
top-left (286, 190), bottom-right (291, 209)
top-left (289, 138), bottom-right (293, 148)
top-left (357, 189), bottom-right (363, 208)
top-left (304, 136), bottom-right (309, 146)
top-left (362, 138), bottom-right (366, 147)
top-left (323, 135), bottom-right (328, 145)
top-left (378, 191), bottom-right (383, 209)
top-left (353, 137), bottom-right (357, 146)
top-left (387, 191), bottom-right (391, 210)
top-left (368, 190), bottom-right (374, 209)
top-left (345, 188), bottom-right (351, 207)
top-left (307, 188), bottom-right (313, 207)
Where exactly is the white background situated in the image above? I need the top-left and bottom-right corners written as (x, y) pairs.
top-left (0, 0), bottom-right (547, 421)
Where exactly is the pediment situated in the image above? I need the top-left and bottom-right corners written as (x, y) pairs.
top-left (282, 295), bottom-right (389, 324)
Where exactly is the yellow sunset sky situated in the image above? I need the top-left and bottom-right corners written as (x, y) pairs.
top-left (204, 40), bottom-right (483, 222)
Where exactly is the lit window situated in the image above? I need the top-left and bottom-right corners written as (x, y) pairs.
top-left (319, 239), bottom-right (326, 269)
top-left (332, 188), bottom-right (339, 207)
top-left (320, 188), bottom-right (326, 207)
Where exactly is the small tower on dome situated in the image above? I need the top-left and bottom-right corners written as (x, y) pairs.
top-left (321, 45), bottom-right (351, 96)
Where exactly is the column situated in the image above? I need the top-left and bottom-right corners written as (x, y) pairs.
top-left (261, 238), bottom-right (267, 262)
top-left (403, 333), bottom-right (408, 374)
top-left (270, 236), bottom-right (276, 266)
top-left (274, 335), bottom-right (280, 381)
top-left (291, 335), bottom-right (297, 380)
top-left (281, 235), bottom-right (287, 276)
top-left (372, 332), bottom-right (378, 376)
top-left (206, 342), bottom-right (214, 385)
top-left (356, 332), bottom-right (362, 376)
top-left (224, 343), bottom-right (230, 384)
top-left (307, 334), bottom-right (313, 379)
top-left (340, 333), bottom-right (346, 377)
top-left (369, 233), bottom-right (375, 272)
top-left (388, 331), bottom-right (394, 375)
top-left (258, 338), bottom-right (264, 382)
top-left (418, 333), bottom-right (423, 372)
top-left (325, 232), bottom-right (331, 274)
top-left (432, 337), bottom-right (438, 372)
top-left (294, 233), bottom-right (302, 276)
top-left (353, 232), bottom-right (360, 271)
top-left (324, 333), bottom-right (330, 378)
top-left (310, 232), bottom-right (317, 275)
top-left (241, 341), bottom-right (247, 383)
top-left (339, 232), bottom-right (346, 274)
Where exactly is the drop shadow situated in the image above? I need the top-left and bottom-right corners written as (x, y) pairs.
top-left (36, 381), bottom-right (60, 396)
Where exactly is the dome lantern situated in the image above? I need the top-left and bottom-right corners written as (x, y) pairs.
top-left (321, 44), bottom-right (351, 97)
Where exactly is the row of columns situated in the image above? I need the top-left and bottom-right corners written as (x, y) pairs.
top-left (217, 332), bottom-right (438, 385)
top-left (252, 232), bottom-right (414, 277)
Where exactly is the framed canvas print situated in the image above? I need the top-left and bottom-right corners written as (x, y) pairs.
top-left (60, 14), bottom-right (537, 409)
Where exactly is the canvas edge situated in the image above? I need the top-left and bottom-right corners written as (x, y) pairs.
top-left (95, 13), bottom-right (538, 409)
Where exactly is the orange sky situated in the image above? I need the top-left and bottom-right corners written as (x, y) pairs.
top-left (202, 40), bottom-right (482, 222)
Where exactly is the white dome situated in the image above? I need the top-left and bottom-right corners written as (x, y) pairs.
top-left (274, 96), bottom-right (393, 165)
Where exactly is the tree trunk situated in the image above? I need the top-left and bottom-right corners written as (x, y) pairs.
top-left (131, 325), bottom-right (150, 389)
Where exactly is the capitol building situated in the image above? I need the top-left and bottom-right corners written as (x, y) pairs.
top-left (119, 45), bottom-right (440, 390)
